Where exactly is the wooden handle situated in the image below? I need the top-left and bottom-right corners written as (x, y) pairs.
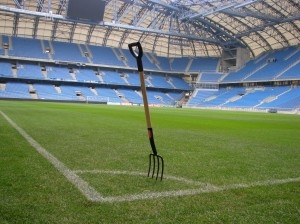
top-left (138, 71), bottom-right (152, 129)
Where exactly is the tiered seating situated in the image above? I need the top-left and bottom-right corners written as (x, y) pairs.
top-left (143, 53), bottom-right (160, 70)
top-left (187, 90), bottom-right (218, 106)
top-left (278, 60), bottom-right (300, 79)
top-left (9, 37), bottom-right (48, 59)
top-left (149, 73), bottom-right (173, 88)
top-left (123, 72), bottom-right (140, 86)
top-left (167, 92), bottom-right (184, 102)
top-left (101, 70), bottom-right (127, 85)
top-left (74, 68), bottom-right (100, 82)
top-left (258, 86), bottom-right (300, 110)
top-left (171, 57), bottom-right (189, 72)
top-left (198, 87), bottom-right (245, 107)
top-left (189, 57), bottom-right (219, 72)
top-left (146, 90), bottom-right (173, 105)
top-left (52, 41), bottom-right (88, 63)
top-left (155, 56), bottom-right (171, 71)
top-left (0, 82), bottom-right (31, 99)
top-left (47, 66), bottom-right (74, 80)
top-left (34, 83), bottom-right (63, 100)
top-left (0, 61), bottom-right (13, 77)
top-left (168, 75), bottom-right (192, 90)
top-left (221, 60), bottom-right (266, 83)
top-left (0, 36), bottom-right (4, 56)
top-left (224, 87), bottom-right (288, 108)
top-left (94, 87), bottom-right (121, 103)
top-left (117, 88), bottom-right (142, 104)
top-left (244, 48), bottom-right (296, 81)
top-left (89, 45), bottom-right (124, 66)
top-left (17, 63), bottom-right (44, 79)
top-left (59, 85), bottom-right (95, 100)
top-left (120, 49), bottom-right (138, 68)
top-left (199, 72), bottom-right (223, 83)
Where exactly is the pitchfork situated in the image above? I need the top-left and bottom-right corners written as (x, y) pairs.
top-left (128, 42), bottom-right (164, 181)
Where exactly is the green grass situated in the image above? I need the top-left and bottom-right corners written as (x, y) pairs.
top-left (0, 100), bottom-right (299, 223)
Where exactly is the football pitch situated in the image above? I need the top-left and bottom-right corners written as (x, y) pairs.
top-left (0, 100), bottom-right (299, 223)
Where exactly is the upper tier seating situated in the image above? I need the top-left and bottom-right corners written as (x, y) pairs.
top-left (123, 72), bottom-right (141, 86)
top-left (221, 60), bottom-right (266, 83)
top-left (171, 57), bottom-right (190, 72)
top-left (222, 47), bottom-right (300, 83)
top-left (52, 41), bottom-right (88, 63)
top-left (168, 75), bottom-right (192, 90)
top-left (9, 37), bottom-right (48, 59)
top-left (155, 56), bottom-right (171, 71)
top-left (189, 57), bottom-right (219, 72)
top-left (149, 73), bottom-right (173, 89)
top-left (277, 60), bottom-right (300, 80)
top-left (89, 45), bottom-right (124, 66)
top-left (199, 72), bottom-right (223, 83)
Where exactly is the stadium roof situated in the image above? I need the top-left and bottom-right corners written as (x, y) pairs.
top-left (0, 0), bottom-right (299, 57)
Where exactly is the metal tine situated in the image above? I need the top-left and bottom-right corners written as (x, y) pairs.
top-left (156, 155), bottom-right (160, 180)
top-left (148, 154), bottom-right (152, 178)
top-left (158, 155), bottom-right (164, 181)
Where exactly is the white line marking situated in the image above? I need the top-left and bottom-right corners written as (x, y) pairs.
top-left (74, 170), bottom-right (215, 187)
top-left (75, 169), bottom-right (300, 203)
top-left (0, 111), bottom-right (104, 202)
top-left (2, 110), bottom-right (300, 203)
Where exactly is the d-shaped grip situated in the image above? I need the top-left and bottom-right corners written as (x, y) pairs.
top-left (128, 42), bottom-right (143, 72)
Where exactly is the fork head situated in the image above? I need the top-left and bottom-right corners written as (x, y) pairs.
top-left (148, 153), bottom-right (164, 181)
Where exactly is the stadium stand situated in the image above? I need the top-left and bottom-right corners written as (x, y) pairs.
top-left (155, 56), bottom-right (171, 71)
top-left (9, 36), bottom-right (48, 59)
top-left (0, 35), bottom-right (299, 111)
top-left (46, 66), bottom-right (75, 81)
top-left (0, 61), bottom-right (13, 77)
top-left (199, 72), bottom-right (223, 83)
top-left (117, 88), bottom-right (143, 104)
top-left (258, 86), bottom-right (300, 110)
top-left (168, 75), bottom-right (192, 90)
top-left (33, 83), bottom-right (65, 101)
top-left (170, 57), bottom-right (190, 72)
top-left (189, 57), bottom-right (219, 72)
top-left (51, 41), bottom-right (88, 63)
top-left (149, 73), bottom-right (174, 89)
top-left (94, 87), bottom-right (122, 103)
top-left (73, 68), bottom-right (101, 83)
top-left (101, 70), bottom-right (127, 85)
top-left (0, 82), bottom-right (31, 99)
top-left (88, 45), bottom-right (124, 67)
top-left (122, 72), bottom-right (141, 86)
top-left (16, 62), bottom-right (44, 79)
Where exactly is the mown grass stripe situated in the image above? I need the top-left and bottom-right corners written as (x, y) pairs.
top-left (75, 169), bottom-right (300, 203)
top-left (0, 110), bottom-right (104, 202)
top-left (2, 109), bottom-right (299, 204)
